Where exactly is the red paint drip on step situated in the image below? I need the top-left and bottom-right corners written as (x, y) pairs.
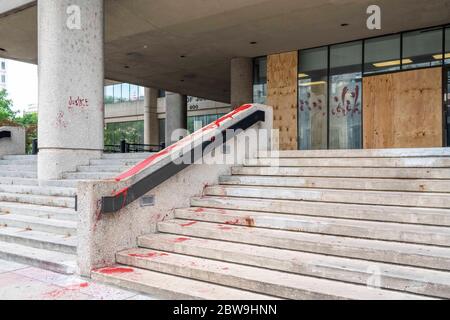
top-left (194, 208), bottom-right (205, 213)
top-left (224, 219), bottom-right (240, 225)
top-left (180, 221), bottom-right (198, 227)
top-left (173, 237), bottom-right (191, 243)
top-left (128, 252), bottom-right (169, 259)
top-left (97, 267), bottom-right (134, 275)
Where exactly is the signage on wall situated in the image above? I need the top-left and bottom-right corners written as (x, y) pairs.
top-left (367, 5), bottom-right (381, 30)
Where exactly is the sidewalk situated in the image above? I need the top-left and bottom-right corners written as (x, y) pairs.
top-left (0, 259), bottom-right (156, 300)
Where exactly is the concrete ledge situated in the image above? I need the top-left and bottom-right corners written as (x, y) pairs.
top-left (0, 126), bottom-right (26, 157)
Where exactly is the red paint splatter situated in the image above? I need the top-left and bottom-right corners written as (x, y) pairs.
top-left (217, 225), bottom-right (233, 231)
top-left (224, 219), bottom-right (240, 225)
top-left (180, 221), bottom-right (198, 227)
top-left (194, 208), bottom-right (205, 213)
top-left (113, 187), bottom-right (129, 209)
top-left (173, 237), bottom-right (191, 243)
top-left (43, 282), bottom-right (90, 299)
top-left (128, 252), bottom-right (169, 259)
top-left (96, 267), bottom-right (134, 275)
top-left (79, 282), bottom-right (89, 288)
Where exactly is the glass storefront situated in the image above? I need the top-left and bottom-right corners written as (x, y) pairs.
top-left (104, 83), bottom-right (145, 104)
top-left (104, 121), bottom-right (144, 146)
top-left (364, 35), bottom-right (401, 75)
top-left (402, 28), bottom-right (443, 70)
top-left (298, 47), bottom-right (328, 150)
top-left (329, 41), bottom-right (363, 150)
top-left (253, 57), bottom-right (267, 104)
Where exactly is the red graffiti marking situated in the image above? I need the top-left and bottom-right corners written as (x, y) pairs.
top-left (96, 267), bottom-right (134, 275)
top-left (68, 96), bottom-right (89, 112)
top-left (180, 221), bottom-right (198, 227)
top-left (128, 252), bottom-right (169, 259)
top-left (114, 104), bottom-right (255, 181)
top-left (173, 237), bottom-right (191, 243)
top-left (55, 111), bottom-right (67, 128)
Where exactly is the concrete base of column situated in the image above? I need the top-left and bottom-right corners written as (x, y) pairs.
top-left (38, 149), bottom-right (102, 181)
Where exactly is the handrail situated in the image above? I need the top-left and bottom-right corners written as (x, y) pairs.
top-left (0, 130), bottom-right (11, 139)
top-left (101, 104), bottom-right (267, 213)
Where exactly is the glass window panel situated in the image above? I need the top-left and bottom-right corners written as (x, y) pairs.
top-left (364, 34), bottom-right (401, 74)
top-left (329, 41), bottom-right (362, 150)
top-left (130, 85), bottom-right (138, 101)
top-left (121, 83), bottom-right (130, 102)
top-left (253, 57), bottom-right (267, 104)
top-left (298, 47), bottom-right (328, 150)
top-left (159, 119), bottom-right (166, 146)
top-left (446, 27), bottom-right (450, 65)
top-left (402, 28), bottom-right (443, 69)
top-left (104, 85), bottom-right (114, 104)
top-left (113, 84), bottom-right (121, 103)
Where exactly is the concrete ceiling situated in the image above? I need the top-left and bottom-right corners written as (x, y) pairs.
top-left (0, 0), bottom-right (449, 103)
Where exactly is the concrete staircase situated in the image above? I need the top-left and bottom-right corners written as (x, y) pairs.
top-left (93, 149), bottom-right (450, 299)
top-left (0, 153), bottom-right (152, 274)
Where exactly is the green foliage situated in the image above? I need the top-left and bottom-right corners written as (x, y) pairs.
top-left (0, 89), bottom-right (16, 122)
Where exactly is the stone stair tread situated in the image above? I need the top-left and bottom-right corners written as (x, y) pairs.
top-left (158, 219), bottom-right (450, 270)
top-left (92, 264), bottom-right (276, 300)
top-left (0, 213), bottom-right (77, 234)
top-left (0, 225), bottom-right (77, 252)
top-left (0, 192), bottom-right (75, 208)
top-left (0, 177), bottom-right (39, 186)
top-left (0, 184), bottom-right (76, 197)
top-left (117, 248), bottom-right (432, 300)
top-left (205, 185), bottom-right (450, 209)
top-left (62, 172), bottom-right (118, 180)
top-left (0, 241), bottom-right (76, 274)
top-left (175, 207), bottom-right (450, 246)
top-left (0, 201), bottom-right (76, 215)
top-left (220, 175), bottom-right (450, 193)
top-left (190, 196), bottom-right (450, 226)
top-left (139, 233), bottom-right (450, 298)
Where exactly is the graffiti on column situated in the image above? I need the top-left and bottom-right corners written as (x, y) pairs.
top-left (68, 96), bottom-right (89, 112)
top-left (55, 111), bottom-right (68, 128)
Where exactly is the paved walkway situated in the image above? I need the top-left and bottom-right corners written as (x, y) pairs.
top-left (0, 259), bottom-right (156, 300)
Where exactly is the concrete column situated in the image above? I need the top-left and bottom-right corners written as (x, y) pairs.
top-left (230, 57), bottom-right (253, 109)
top-left (143, 87), bottom-right (159, 148)
top-left (165, 92), bottom-right (187, 147)
top-left (37, 0), bottom-right (104, 180)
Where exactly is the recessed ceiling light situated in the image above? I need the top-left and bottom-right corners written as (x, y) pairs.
top-left (341, 23), bottom-right (349, 27)
top-left (0, 48), bottom-right (6, 52)
top-left (180, 55), bottom-right (186, 58)
top-left (250, 41), bottom-right (257, 45)
top-left (124, 65), bottom-right (130, 69)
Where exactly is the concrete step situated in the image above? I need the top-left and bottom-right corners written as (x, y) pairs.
top-left (158, 220), bottom-right (450, 270)
top-left (2, 155), bottom-right (37, 161)
top-left (246, 157), bottom-right (450, 168)
top-left (191, 196), bottom-right (450, 226)
top-left (38, 179), bottom-right (78, 188)
top-left (0, 177), bottom-right (39, 186)
top-left (62, 172), bottom-right (118, 180)
top-left (0, 241), bottom-right (76, 274)
top-left (0, 214), bottom-right (77, 236)
top-left (0, 192), bottom-right (75, 208)
top-left (92, 265), bottom-right (276, 300)
top-left (140, 233), bottom-right (450, 299)
top-left (0, 202), bottom-right (77, 222)
top-left (205, 185), bottom-right (450, 209)
top-left (257, 148), bottom-right (450, 158)
top-left (0, 171), bottom-right (37, 178)
top-left (174, 208), bottom-right (450, 246)
top-left (0, 165), bottom-right (36, 172)
top-left (0, 159), bottom-right (37, 165)
top-left (0, 226), bottom-right (77, 254)
top-left (89, 159), bottom-right (143, 166)
top-left (0, 184), bottom-right (76, 197)
top-left (101, 153), bottom-right (154, 159)
top-left (76, 165), bottom-right (128, 173)
top-left (220, 175), bottom-right (450, 193)
top-left (117, 248), bottom-right (429, 300)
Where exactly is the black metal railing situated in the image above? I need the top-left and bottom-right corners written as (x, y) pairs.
top-left (100, 109), bottom-right (265, 213)
top-left (104, 140), bottom-right (164, 154)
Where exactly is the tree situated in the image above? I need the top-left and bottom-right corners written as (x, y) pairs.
top-left (0, 89), bottom-right (16, 122)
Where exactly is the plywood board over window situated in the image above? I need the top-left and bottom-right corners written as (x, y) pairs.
top-left (267, 51), bottom-right (298, 150)
top-left (363, 67), bottom-right (443, 149)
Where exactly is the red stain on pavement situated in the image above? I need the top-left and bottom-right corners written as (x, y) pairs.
top-left (224, 219), bottom-right (240, 225)
top-left (43, 282), bottom-right (90, 299)
top-left (180, 221), bottom-right (198, 227)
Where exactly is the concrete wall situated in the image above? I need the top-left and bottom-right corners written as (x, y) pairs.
top-left (77, 104), bottom-right (273, 276)
top-left (0, 126), bottom-right (26, 157)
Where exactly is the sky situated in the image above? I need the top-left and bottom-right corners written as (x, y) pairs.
top-left (5, 59), bottom-right (38, 114)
